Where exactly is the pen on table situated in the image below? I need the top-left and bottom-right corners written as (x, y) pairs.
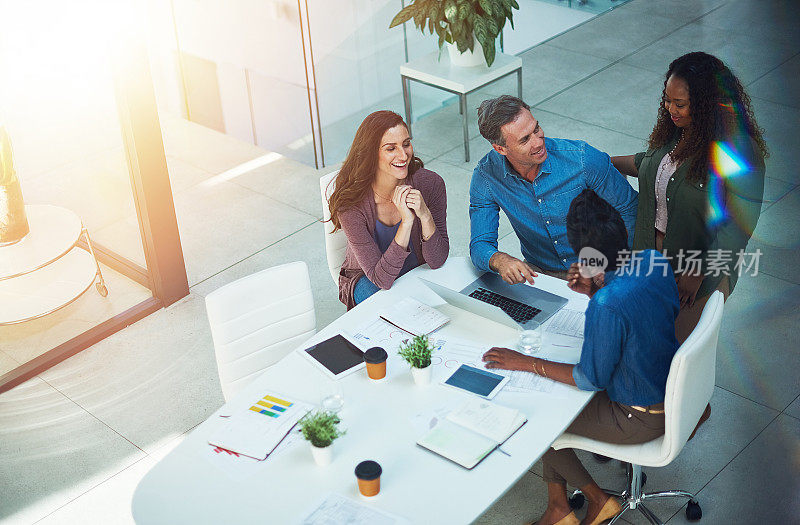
top-left (497, 447), bottom-right (511, 457)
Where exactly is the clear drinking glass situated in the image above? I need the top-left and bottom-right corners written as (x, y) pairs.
top-left (320, 381), bottom-right (344, 413)
top-left (518, 321), bottom-right (542, 355)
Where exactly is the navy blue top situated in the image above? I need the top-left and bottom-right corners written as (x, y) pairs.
top-left (373, 220), bottom-right (419, 278)
top-left (572, 250), bottom-right (680, 406)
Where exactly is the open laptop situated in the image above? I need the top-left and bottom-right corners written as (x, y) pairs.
top-left (420, 272), bottom-right (568, 330)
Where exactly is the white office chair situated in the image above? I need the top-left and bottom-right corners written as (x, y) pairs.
top-left (553, 291), bottom-right (725, 524)
top-left (319, 170), bottom-right (347, 287)
top-left (205, 261), bottom-right (316, 401)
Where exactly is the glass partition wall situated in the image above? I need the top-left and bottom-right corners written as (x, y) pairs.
top-left (0, 1), bottom-right (189, 392)
top-left (307, 0), bottom-right (445, 166)
top-left (167, 0), bottom-right (626, 169)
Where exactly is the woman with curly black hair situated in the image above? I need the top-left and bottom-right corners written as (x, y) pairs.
top-left (612, 51), bottom-right (767, 343)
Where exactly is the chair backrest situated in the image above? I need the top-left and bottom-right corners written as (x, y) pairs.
top-left (205, 261), bottom-right (316, 401)
top-left (320, 170), bottom-right (347, 286)
top-left (661, 291), bottom-right (725, 460)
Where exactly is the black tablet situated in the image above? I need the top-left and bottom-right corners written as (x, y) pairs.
top-left (301, 334), bottom-right (365, 379)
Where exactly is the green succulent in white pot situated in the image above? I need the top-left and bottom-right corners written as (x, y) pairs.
top-left (389, 0), bottom-right (520, 67)
top-left (299, 410), bottom-right (345, 466)
top-left (398, 335), bottom-right (437, 386)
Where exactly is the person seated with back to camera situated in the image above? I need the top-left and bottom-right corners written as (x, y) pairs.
top-left (470, 95), bottom-right (638, 285)
top-left (327, 110), bottom-right (449, 310)
top-left (482, 189), bottom-right (679, 525)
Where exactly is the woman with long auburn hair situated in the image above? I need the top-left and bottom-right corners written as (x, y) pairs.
top-left (612, 51), bottom-right (767, 343)
top-left (329, 110), bottom-right (449, 309)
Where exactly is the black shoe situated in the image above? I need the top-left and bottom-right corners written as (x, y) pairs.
top-left (592, 453), bottom-right (612, 463)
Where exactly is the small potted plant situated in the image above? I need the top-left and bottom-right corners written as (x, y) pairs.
top-left (299, 410), bottom-right (345, 466)
top-left (389, 0), bottom-right (520, 67)
top-left (398, 335), bottom-right (435, 386)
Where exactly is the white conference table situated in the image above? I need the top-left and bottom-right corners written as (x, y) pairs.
top-left (132, 257), bottom-right (593, 524)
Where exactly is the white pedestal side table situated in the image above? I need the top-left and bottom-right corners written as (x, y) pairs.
top-left (400, 51), bottom-right (523, 162)
top-left (0, 204), bottom-right (108, 325)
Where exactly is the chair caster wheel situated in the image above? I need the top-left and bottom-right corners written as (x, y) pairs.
top-left (568, 493), bottom-right (585, 510)
top-left (686, 500), bottom-right (702, 521)
top-left (96, 282), bottom-right (108, 297)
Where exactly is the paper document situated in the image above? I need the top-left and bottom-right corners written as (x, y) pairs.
top-left (502, 370), bottom-right (555, 393)
top-left (208, 392), bottom-right (311, 460)
top-left (428, 335), bottom-right (488, 371)
top-left (348, 318), bottom-right (410, 352)
top-left (546, 308), bottom-right (585, 338)
top-left (379, 297), bottom-right (449, 335)
top-left (200, 420), bottom-right (305, 481)
top-left (302, 493), bottom-right (408, 525)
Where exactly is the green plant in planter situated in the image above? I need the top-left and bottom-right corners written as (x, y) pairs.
top-left (398, 334), bottom-right (435, 369)
top-left (299, 410), bottom-right (345, 448)
top-left (389, 0), bottom-right (520, 67)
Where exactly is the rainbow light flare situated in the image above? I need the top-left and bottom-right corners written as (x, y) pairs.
top-left (707, 140), bottom-right (750, 227)
top-left (711, 141), bottom-right (748, 178)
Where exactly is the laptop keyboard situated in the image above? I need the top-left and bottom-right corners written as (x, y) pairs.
top-left (468, 287), bottom-right (542, 323)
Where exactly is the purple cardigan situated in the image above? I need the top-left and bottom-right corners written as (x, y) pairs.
top-left (337, 168), bottom-right (449, 309)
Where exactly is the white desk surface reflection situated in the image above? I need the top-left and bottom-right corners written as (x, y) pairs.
top-left (132, 258), bottom-right (592, 524)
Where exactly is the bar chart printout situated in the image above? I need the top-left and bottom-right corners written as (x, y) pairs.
top-left (249, 394), bottom-right (293, 418)
top-left (209, 391), bottom-right (311, 459)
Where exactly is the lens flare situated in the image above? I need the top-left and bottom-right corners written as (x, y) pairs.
top-left (708, 140), bottom-right (750, 227)
top-left (705, 92), bottom-right (762, 235)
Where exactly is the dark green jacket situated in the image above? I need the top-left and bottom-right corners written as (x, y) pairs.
top-left (632, 133), bottom-right (765, 299)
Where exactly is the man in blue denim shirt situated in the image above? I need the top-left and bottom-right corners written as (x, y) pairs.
top-left (470, 95), bottom-right (638, 284)
top-left (483, 189), bottom-right (679, 525)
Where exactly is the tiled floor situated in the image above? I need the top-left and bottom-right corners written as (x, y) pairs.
top-left (1, 0), bottom-right (798, 523)
top-left (0, 264), bottom-right (154, 376)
